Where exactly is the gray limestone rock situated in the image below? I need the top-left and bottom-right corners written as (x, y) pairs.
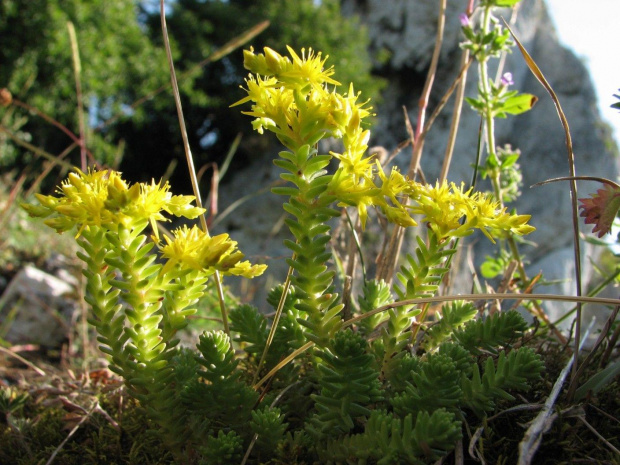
top-left (0, 265), bottom-right (78, 347)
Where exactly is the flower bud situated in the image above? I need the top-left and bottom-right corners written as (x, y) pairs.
top-left (459, 13), bottom-right (471, 28)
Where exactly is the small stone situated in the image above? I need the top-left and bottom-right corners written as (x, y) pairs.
top-left (0, 265), bottom-right (78, 347)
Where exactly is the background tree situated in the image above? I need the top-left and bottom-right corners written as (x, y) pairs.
top-left (124, 0), bottom-right (384, 189)
top-left (0, 0), bottom-right (169, 176)
top-left (1, 0), bottom-right (384, 192)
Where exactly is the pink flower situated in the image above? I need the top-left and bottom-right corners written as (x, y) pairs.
top-left (501, 72), bottom-right (514, 87)
top-left (459, 13), bottom-right (470, 28)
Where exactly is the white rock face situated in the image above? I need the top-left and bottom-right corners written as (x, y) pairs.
top-left (338, 0), bottom-right (618, 329)
top-left (0, 265), bottom-right (77, 347)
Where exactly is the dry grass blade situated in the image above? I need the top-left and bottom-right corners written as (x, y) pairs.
top-left (503, 19), bottom-right (583, 391)
top-left (67, 21), bottom-right (86, 171)
top-left (252, 264), bottom-right (294, 386)
top-left (159, 0), bottom-right (237, 340)
top-left (254, 341), bottom-right (313, 390)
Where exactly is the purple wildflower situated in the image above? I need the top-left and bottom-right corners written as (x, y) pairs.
top-left (459, 13), bottom-right (470, 28)
top-left (501, 72), bottom-right (514, 87)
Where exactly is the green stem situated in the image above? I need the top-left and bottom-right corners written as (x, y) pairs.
top-left (78, 227), bottom-right (128, 377)
top-left (276, 145), bottom-right (343, 348)
top-left (479, 5), bottom-right (497, 165)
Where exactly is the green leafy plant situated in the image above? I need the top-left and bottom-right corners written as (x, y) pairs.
top-left (21, 32), bottom-right (546, 464)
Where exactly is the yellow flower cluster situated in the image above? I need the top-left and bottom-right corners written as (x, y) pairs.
top-left (23, 168), bottom-right (204, 238)
top-left (234, 46), bottom-right (372, 151)
top-left (235, 46), bottom-right (534, 242)
top-left (236, 46), bottom-right (409, 228)
top-left (23, 169), bottom-right (267, 280)
top-left (407, 181), bottom-right (535, 242)
top-left (160, 225), bottom-right (267, 278)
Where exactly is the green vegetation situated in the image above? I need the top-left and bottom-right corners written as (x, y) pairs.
top-left (0, 0), bottom-right (619, 464)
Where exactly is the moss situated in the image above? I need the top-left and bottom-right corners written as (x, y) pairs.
top-left (0, 392), bottom-right (174, 465)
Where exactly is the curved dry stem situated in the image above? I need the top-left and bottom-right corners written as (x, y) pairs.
top-left (503, 20), bottom-right (583, 391)
top-left (532, 176), bottom-right (620, 190)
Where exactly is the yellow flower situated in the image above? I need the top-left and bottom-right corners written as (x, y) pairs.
top-left (407, 181), bottom-right (535, 242)
top-left (234, 48), bottom-right (372, 150)
top-left (243, 46), bottom-right (340, 90)
top-left (331, 127), bottom-right (373, 181)
top-left (124, 179), bottom-right (204, 240)
top-left (160, 225), bottom-right (267, 278)
top-left (329, 168), bottom-right (380, 229)
top-left (23, 168), bottom-right (205, 238)
top-left (327, 84), bottom-right (372, 138)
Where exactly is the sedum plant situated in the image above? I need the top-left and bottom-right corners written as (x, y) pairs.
top-left (23, 43), bottom-right (543, 464)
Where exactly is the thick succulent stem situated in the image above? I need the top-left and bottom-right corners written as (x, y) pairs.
top-left (274, 145), bottom-right (343, 348)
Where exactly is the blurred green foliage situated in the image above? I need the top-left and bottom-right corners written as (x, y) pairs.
top-left (0, 0), bottom-right (384, 191)
top-left (0, 0), bottom-right (168, 171)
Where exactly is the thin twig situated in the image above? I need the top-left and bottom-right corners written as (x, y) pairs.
top-left (576, 415), bottom-right (620, 456)
top-left (421, 57), bottom-right (473, 152)
top-left (0, 125), bottom-right (77, 170)
top-left (45, 401), bottom-right (99, 465)
top-left (10, 99), bottom-right (96, 164)
top-left (486, 403), bottom-right (544, 422)
top-left (0, 345), bottom-right (46, 376)
top-left (375, 0), bottom-right (447, 283)
top-left (587, 403), bottom-right (620, 425)
top-left (439, 50), bottom-right (471, 182)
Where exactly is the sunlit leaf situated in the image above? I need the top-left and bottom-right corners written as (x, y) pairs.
top-left (494, 0), bottom-right (523, 6)
top-left (500, 93), bottom-right (538, 116)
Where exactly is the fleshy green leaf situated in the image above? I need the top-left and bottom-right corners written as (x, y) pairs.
top-left (494, 0), bottom-right (523, 6)
top-left (498, 93), bottom-right (537, 116)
